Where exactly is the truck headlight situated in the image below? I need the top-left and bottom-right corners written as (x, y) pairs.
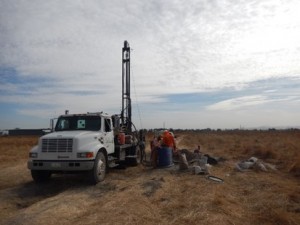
top-left (29, 152), bottom-right (38, 158)
top-left (77, 152), bottom-right (94, 158)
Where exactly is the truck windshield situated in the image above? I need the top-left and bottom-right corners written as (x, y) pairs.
top-left (55, 116), bottom-right (101, 131)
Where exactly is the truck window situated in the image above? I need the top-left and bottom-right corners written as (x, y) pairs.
top-left (78, 120), bottom-right (86, 129)
top-left (56, 119), bottom-right (69, 130)
top-left (104, 118), bottom-right (111, 132)
top-left (55, 116), bottom-right (101, 131)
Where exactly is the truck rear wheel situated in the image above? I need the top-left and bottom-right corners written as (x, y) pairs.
top-left (126, 146), bottom-right (142, 166)
top-left (136, 146), bottom-right (142, 164)
top-left (89, 151), bottom-right (107, 184)
top-left (31, 170), bottom-right (52, 183)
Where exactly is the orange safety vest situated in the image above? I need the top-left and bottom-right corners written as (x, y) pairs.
top-left (162, 131), bottom-right (175, 148)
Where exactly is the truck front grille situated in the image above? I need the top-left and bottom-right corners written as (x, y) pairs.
top-left (42, 138), bottom-right (73, 153)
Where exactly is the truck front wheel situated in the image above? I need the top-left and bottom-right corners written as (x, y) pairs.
top-left (89, 151), bottom-right (107, 184)
top-left (31, 170), bottom-right (52, 183)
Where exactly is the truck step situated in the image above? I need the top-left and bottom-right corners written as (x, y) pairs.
top-left (108, 156), bottom-right (118, 161)
top-left (108, 162), bottom-right (120, 168)
top-left (125, 155), bottom-right (137, 158)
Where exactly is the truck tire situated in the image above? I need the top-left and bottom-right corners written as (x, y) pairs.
top-left (89, 151), bottom-right (107, 184)
top-left (31, 170), bottom-right (52, 183)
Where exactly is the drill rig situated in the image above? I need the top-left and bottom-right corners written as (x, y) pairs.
top-left (28, 41), bottom-right (145, 184)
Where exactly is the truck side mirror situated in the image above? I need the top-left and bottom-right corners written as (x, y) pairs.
top-left (50, 119), bottom-right (55, 132)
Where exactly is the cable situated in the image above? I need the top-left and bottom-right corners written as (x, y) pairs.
top-left (131, 52), bottom-right (144, 130)
top-left (130, 55), bottom-right (147, 164)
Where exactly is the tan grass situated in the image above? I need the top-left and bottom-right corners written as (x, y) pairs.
top-left (288, 158), bottom-right (300, 177)
top-left (0, 136), bottom-right (38, 168)
top-left (0, 131), bottom-right (299, 225)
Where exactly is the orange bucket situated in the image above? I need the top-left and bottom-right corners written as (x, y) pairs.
top-left (118, 133), bottom-right (125, 145)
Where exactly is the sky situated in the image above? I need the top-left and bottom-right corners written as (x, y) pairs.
top-left (0, 0), bottom-right (300, 130)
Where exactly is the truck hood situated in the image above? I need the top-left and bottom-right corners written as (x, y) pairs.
top-left (42, 130), bottom-right (100, 139)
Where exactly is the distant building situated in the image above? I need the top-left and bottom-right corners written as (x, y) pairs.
top-left (7, 129), bottom-right (49, 136)
top-left (0, 130), bottom-right (9, 136)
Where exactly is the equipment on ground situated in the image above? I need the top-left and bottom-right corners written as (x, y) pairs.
top-left (28, 41), bottom-right (145, 184)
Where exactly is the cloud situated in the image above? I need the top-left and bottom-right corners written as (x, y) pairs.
top-left (0, 0), bottom-right (300, 129)
top-left (206, 95), bottom-right (270, 111)
top-left (206, 76), bottom-right (300, 112)
top-left (2, 0), bottom-right (300, 90)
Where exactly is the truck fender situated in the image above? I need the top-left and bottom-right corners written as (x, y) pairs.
top-left (29, 145), bottom-right (38, 153)
top-left (97, 148), bottom-right (108, 161)
top-left (85, 143), bottom-right (105, 158)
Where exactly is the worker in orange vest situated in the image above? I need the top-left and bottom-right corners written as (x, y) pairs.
top-left (161, 130), bottom-right (176, 152)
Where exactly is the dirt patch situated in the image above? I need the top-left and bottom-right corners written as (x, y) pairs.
top-left (141, 177), bottom-right (164, 197)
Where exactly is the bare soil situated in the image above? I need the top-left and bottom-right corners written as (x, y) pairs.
top-left (0, 131), bottom-right (299, 225)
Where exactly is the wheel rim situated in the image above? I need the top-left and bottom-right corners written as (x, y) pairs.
top-left (97, 153), bottom-right (106, 179)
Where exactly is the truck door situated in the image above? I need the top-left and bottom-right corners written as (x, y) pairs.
top-left (103, 118), bottom-right (114, 154)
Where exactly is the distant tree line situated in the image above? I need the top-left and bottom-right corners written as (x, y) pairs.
top-left (140, 127), bottom-right (300, 133)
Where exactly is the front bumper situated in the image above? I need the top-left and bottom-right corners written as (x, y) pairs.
top-left (28, 160), bottom-right (94, 171)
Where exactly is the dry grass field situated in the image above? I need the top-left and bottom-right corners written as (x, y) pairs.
top-left (0, 130), bottom-right (299, 225)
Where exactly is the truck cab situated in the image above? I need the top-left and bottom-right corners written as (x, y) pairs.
top-left (28, 112), bottom-right (144, 184)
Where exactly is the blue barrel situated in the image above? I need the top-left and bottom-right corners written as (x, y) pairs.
top-left (158, 147), bottom-right (173, 167)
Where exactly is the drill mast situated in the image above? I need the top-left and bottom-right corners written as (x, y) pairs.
top-left (121, 40), bottom-right (132, 133)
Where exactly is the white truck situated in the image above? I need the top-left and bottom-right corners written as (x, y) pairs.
top-left (28, 41), bottom-right (145, 184)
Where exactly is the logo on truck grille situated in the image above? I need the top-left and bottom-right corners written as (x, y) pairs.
top-left (42, 138), bottom-right (73, 152)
